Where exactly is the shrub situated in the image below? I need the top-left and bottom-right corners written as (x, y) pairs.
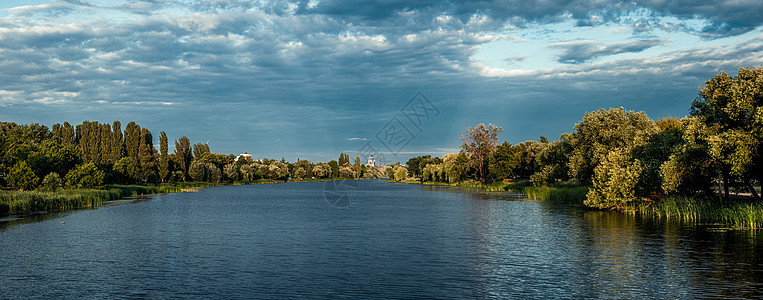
top-left (65, 162), bottom-right (105, 189)
top-left (39, 172), bottom-right (63, 192)
top-left (6, 161), bottom-right (39, 191)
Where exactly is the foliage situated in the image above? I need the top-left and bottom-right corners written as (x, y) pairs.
top-left (112, 157), bottom-right (139, 184)
top-left (189, 161), bottom-right (207, 182)
top-left (690, 67), bottom-right (763, 199)
top-left (65, 162), bottom-right (105, 189)
top-left (585, 148), bottom-right (644, 209)
top-left (39, 172), bottom-right (63, 192)
top-left (488, 141), bottom-right (516, 181)
top-left (7, 161), bottom-right (40, 191)
top-left (174, 136), bottom-right (192, 181)
top-left (223, 163), bottom-right (239, 181)
top-left (568, 107), bottom-right (655, 185)
top-left (460, 123), bottom-right (502, 185)
top-left (530, 137), bottom-right (571, 186)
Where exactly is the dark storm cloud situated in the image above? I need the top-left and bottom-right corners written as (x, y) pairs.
top-left (297, 0), bottom-right (763, 37)
top-left (549, 39), bottom-right (667, 64)
top-left (0, 0), bottom-right (761, 160)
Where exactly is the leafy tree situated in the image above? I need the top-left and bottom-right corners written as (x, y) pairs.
top-left (112, 157), bottom-right (139, 184)
top-left (328, 160), bottom-right (339, 178)
top-left (339, 164), bottom-right (356, 178)
top-left (158, 131), bottom-right (169, 182)
top-left (207, 163), bottom-right (221, 183)
top-left (138, 127), bottom-right (157, 180)
top-left (460, 123), bottom-right (502, 185)
top-left (7, 161), bottom-right (39, 190)
top-left (489, 142), bottom-right (516, 181)
top-left (690, 67), bottom-right (763, 199)
top-left (394, 165), bottom-right (407, 182)
top-left (568, 107), bottom-right (655, 184)
top-left (174, 136), bottom-right (192, 181)
top-left (384, 165), bottom-right (395, 180)
top-left (189, 161), bottom-right (207, 182)
top-left (65, 162), bottom-right (104, 189)
top-left (631, 117), bottom-right (684, 197)
top-left (110, 121), bottom-right (123, 163)
top-left (313, 162), bottom-right (331, 178)
top-left (39, 172), bottom-right (62, 192)
top-left (585, 148), bottom-right (643, 209)
top-left (223, 163), bottom-right (239, 181)
top-left (294, 167), bottom-right (307, 179)
top-left (124, 122), bottom-right (141, 164)
top-left (193, 143), bottom-right (210, 158)
top-left (354, 156), bottom-right (362, 178)
top-left (530, 137), bottom-right (572, 186)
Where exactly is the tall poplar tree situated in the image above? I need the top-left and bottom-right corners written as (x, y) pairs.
top-left (174, 136), bottom-right (192, 181)
top-left (111, 121), bottom-right (123, 163)
top-left (138, 127), bottom-right (156, 179)
top-left (158, 131), bottom-right (169, 182)
top-left (124, 122), bottom-right (141, 164)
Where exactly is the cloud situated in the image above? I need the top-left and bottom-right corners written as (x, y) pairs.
top-left (0, 1), bottom-right (761, 161)
top-left (346, 138), bottom-right (368, 141)
top-left (549, 39), bottom-right (667, 64)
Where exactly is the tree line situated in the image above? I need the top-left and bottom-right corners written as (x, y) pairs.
top-left (0, 121), bottom-right (387, 191)
top-left (407, 67), bottom-right (761, 209)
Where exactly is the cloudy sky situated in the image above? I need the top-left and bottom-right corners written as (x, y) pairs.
top-left (1, 0), bottom-right (761, 164)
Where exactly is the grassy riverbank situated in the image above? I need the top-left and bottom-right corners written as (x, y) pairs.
top-left (415, 178), bottom-right (763, 228)
top-left (0, 179), bottom-right (291, 217)
top-left (623, 196), bottom-right (763, 229)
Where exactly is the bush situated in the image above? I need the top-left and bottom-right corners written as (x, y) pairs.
top-left (585, 148), bottom-right (643, 209)
top-left (65, 162), bottom-right (105, 189)
top-left (39, 172), bottom-right (63, 192)
top-left (6, 161), bottom-right (39, 191)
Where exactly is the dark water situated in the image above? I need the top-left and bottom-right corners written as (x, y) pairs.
top-left (2, 180), bottom-right (763, 299)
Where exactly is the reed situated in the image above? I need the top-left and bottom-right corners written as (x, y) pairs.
top-left (0, 184), bottom-right (202, 217)
top-left (520, 185), bottom-right (589, 204)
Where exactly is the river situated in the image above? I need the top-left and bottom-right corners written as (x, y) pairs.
top-left (2, 180), bottom-right (763, 298)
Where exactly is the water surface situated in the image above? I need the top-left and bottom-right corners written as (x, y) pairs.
top-left (2, 180), bottom-right (763, 298)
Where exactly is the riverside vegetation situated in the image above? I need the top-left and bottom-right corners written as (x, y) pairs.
top-left (2, 68), bottom-right (761, 228)
top-left (0, 121), bottom-right (386, 217)
top-left (406, 67), bottom-right (762, 228)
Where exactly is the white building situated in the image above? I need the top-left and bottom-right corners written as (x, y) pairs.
top-left (236, 152), bottom-right (252, 161)
top-left (367, 155), bottom-right (376, 167)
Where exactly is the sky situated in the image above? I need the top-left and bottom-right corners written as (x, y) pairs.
top-left (0, 0), bottom-right (761, 164)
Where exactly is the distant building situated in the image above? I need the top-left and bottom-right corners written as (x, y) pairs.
top-left (236, 152), bottom-right (252, 162)
top-left (367, 155), bottom-right (376, 167)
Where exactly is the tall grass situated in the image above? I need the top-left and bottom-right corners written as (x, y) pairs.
top-left (520, 185), bottom-right (590, 204)
top-left (623, 196), bottom-right (763, 229)
top-left (0, 184), bottom-right (194, 217)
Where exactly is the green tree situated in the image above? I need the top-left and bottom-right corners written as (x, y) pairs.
top-left (7, 161), bottom-right (39, 190)
top-left (530, 137), bottom-right (572, 186)
top-left (174, 136), bottom-right (192, 181)
top-left (585, 148), bottom-right (643, 209)
top-left (138, 127), bottom-right (157, 180)
top-left (124, 122), bottom-right (141, 164)
top-left (489, 142), bottom-right (517, 181)
top-left (193, 143), bottom-right (210, 158)
top-left (460, 123), bottom-right (502, 185)
top-left (39, 172), bottom-right (62, 192)
top-left (690, 67), bottom-right (763, 199)
top-left (394, 165), bottom-right (407, 182)
top-left (207, 163), bottom-right (221, 183)
top-left (112, 157), bottom-right (139, 183)
top-left (110, 121), bottom-right (123, 163)
top-left (65, 162), bottom-right (105, 189)
top-left (328, 160), bottom-right (339, 178)
top-left (158, 131), bottom-right (169, 182)
top-left (189, 161), bottom-right (207, 182)
top-left (224, 163), bottom-right (239, 181)
top-left (568, 107), bottom-right (655, 184)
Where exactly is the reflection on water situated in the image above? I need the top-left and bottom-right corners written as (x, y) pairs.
top-left (1, 181), bottom-right (763, 298)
